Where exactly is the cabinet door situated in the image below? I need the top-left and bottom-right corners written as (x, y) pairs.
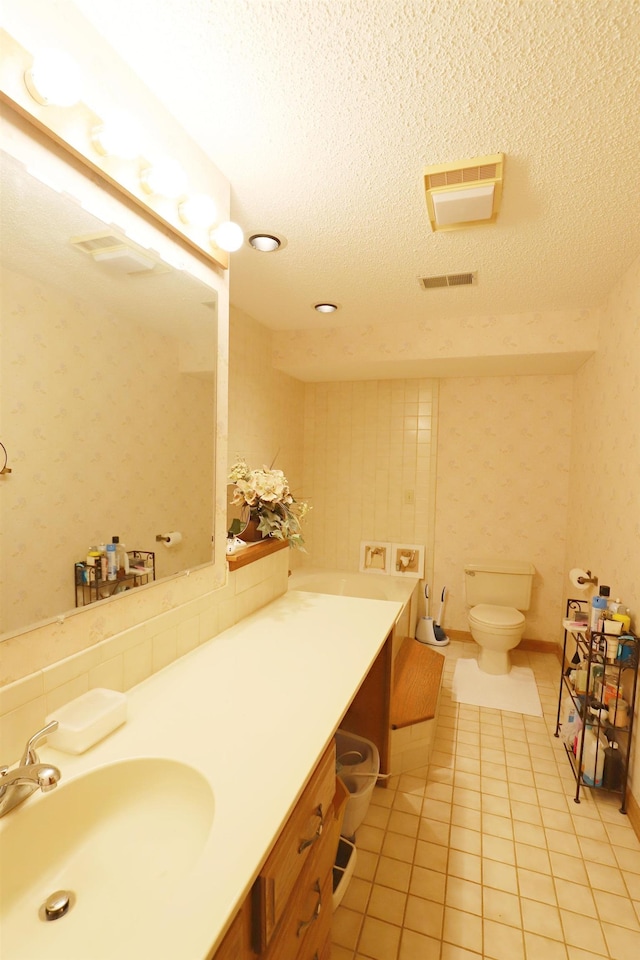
top-left (209, 895), bottom-right (255, 960)
top-left (253, 742), bottom-right (336, 952)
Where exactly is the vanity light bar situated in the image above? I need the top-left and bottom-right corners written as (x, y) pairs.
top-left (3, 29), bottom-right (239, 269)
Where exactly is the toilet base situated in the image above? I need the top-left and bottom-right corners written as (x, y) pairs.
top-left (477, 646), bottom-right (512, 676)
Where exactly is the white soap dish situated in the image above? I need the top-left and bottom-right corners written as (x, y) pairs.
top-left (46, 688), bottom-right (127, 754)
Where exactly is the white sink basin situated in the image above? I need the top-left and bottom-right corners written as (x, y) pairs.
top-left (0, 757), bottom-right (215, 959)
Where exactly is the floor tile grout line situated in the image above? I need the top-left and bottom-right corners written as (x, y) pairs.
top-left (338, 648), bottom-right (640, 960)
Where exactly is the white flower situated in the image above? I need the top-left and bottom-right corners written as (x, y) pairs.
top-left (228, 457), bottom-right (310, 550)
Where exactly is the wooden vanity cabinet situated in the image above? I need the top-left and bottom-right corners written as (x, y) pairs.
top-left (211, 740), bottom-right (342, 960)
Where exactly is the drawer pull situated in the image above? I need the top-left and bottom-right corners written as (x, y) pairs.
top-left (296, 880), bottom-right (322, 937)
top-left (298, 804), bottom-right (324, 853)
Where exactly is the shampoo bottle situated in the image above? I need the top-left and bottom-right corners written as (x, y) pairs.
top-left (106, 542), bottom-right (117, 581)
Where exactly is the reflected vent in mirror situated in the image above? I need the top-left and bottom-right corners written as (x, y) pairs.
top-left (70, 232), bottom-right (170, 276)
top-left (419, 272), bottom-right (477, 289)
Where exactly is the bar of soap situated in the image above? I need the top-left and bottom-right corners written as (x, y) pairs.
top-left (46, 688), bottom-right (127, 754)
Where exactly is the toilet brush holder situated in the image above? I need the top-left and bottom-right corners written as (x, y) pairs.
top-left (416, 616), bottom-right (449, 647)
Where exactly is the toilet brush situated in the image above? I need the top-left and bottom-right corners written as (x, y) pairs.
top-left (416, 584), bottom-right (450, 647)
top-left (433, 587), bottom-right (449, 643)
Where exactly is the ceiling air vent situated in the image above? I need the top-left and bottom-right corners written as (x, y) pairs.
top-left (423, 153), bottom-right (504, 232)
top-left (71, 233), bottom-right (123, 253)
top-left (420, 272), bottom-right (477, 289)
top-left (70, 232), bottom-right (169, 276)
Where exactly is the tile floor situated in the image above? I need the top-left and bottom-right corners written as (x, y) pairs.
top-left (332, 642), bottom-right (640, 960)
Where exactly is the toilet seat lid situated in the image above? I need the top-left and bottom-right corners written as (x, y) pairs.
top-left (470, 604), bottom-right (525, 627)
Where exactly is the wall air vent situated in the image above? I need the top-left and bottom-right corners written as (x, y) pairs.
top-left (420, 272), bottom-right (477, 289)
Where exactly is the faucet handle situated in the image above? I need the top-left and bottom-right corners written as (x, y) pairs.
top-left (21, 720), bottom-right (59, 766)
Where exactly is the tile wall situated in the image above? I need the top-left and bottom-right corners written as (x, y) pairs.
top-left (301, 379), bottom-right (438, 578)
top-left (0, 548), bottom-right (290, 760)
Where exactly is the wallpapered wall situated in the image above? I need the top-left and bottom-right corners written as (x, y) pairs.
top-left (565, 253), bottom-right (639, 614)
top-left (0, 266), bottom-right (214, 634)
top-left (433, 374), bottom-right (574, 643)
top-left (564, 253), bottom-right (640, 798)
top-left (228, 306), bottom-right (306, 537)
top-left (301, 379), bottom-right (438, 578)
top-left (272, 307), bottom-right (599, 378)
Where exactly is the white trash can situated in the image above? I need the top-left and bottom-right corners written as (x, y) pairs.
top-left (335, 729), bottom-right (380, 838)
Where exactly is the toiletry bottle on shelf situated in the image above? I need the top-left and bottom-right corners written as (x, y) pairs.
top-left (608, 598), bottom-right (628, 616)
top-left (581, 726), bottom-right (605, 787)
top-left (603, 741), bottom-right (623, 790)
top-left (574, 664), bottom-right (588, 695)
top-left (590, 587), bottom-right (609, 633)
top-left (86, 548), bottom-right (101, 582)
top-left (106, 543), bottom-right (117, 581)
top-left (98, 544), bottom-right (108, 581)
top-left (112, 536), bottom-right (129, 575)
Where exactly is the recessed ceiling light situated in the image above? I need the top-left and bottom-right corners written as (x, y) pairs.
top-left (248, 234), bottom-right (281, 252)
top-left (314, 303), bottom-right (338, 313)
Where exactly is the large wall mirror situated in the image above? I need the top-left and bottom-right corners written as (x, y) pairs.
top-left (0, 144), bottom-right (219, 638)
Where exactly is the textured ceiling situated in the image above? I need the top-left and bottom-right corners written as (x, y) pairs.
top-left (32, 0), bottom-right (638, 354)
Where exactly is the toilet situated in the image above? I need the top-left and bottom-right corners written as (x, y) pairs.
top-left (464, 560), bottom-right (535, 675)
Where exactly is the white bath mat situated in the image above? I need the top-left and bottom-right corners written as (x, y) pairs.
top-left (452, 658), bottom-right (542, 717)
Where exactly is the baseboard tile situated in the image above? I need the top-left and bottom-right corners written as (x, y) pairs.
top-left (626, 787), bottom-right (640, 842)
top-left (444, 629), bottom-right (560, 658)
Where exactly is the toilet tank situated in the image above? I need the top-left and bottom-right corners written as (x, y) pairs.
top-left (464, 560), bottom-right (535, 610)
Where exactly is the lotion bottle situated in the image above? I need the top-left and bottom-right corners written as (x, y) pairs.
top-left (590, 587), bottom-right (609, 633)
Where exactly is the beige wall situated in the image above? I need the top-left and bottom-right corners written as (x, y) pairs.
top-left (565, 253), bottom-right (640, 797)
top-left (228, 305), bottom-right (306, 514)
top-left (433, 374), bottom-right (574, 643)
top-left (301, 379), bottom-right (437, 576)
top-left (0, 266), bottom-right (214, 634)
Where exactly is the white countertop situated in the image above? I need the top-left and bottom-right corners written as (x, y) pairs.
top-left (36, 589), bottom-right (401, 959)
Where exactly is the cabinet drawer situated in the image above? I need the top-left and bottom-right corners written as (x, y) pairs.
top-left (253, 741), bottom-right (336, 951)
top-left (261, 826), bottom-right (334, 960)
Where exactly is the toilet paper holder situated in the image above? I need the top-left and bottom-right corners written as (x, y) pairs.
top-left (156, 531), bottom-right (182, 546)
top-left (569, 567), bottom-right (599, 589)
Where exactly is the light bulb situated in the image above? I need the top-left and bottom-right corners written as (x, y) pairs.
top-left (140, 157), bottom-right (188, 198)
top-left (178, 194), bottom-right (218, 228)
top-left (314, 303), bottom-right (338, 313)
top-left (92, 113), bottom-right (142, 160)
top-left (210, 221), bottom-right (244, 253)
top-left (24, 49), bottom-right (83, 107)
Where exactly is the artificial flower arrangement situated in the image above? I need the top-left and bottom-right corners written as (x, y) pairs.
top-left (228, 457), bottom-right (310, 550)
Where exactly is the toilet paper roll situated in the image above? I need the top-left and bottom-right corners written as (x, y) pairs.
top-left (163, 531), bottom-right (182, 547)
top-left (569, 568), bottom-right (590, 591)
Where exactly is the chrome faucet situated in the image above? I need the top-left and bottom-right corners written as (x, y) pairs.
top-left (0, 721), bottom-right (61, 817)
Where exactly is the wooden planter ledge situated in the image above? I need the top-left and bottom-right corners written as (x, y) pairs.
top-left (226, 538), bottom-right (288, 571)
top-left (390, 637), bottom-right (445, 730)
